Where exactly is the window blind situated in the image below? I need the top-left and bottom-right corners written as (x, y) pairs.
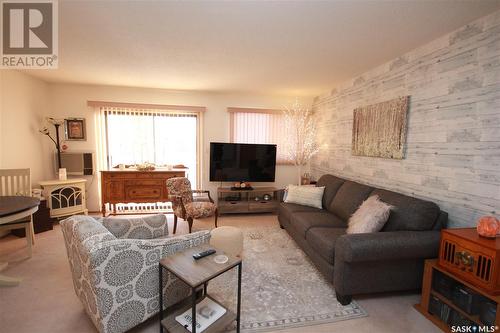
top-left (102, 107), bottom-right (199, 188)
top-left (229, 108), bottom-right (291, 164)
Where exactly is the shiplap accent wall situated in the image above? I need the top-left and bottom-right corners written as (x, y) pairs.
top-left (310, 11), bottom-right (500, 228)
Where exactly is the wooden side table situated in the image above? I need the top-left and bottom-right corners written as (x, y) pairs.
top-left (159, 245), bottom-right (242, 333)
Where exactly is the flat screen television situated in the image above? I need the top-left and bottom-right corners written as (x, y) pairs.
top-left (210, 142), bottom-right (277, 182)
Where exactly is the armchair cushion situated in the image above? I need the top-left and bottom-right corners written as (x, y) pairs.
top-left (101, 215), bottom-right (168, 239)
top-left (185, 202), bottom-right (217, 219)
top-left (335, 230), bottom-right (441, 263)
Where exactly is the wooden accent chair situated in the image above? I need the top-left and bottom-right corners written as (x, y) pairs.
top-left (0, 169), bottom-right (35, 257)
top-left (166, 177), bottom-right (218, 233)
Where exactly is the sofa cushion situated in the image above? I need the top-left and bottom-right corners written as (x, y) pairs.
top-left (372, 189), bottom-right (440, 231)
top-left (290, 211), bottom-right (346, 238)
top-left (278, 202), bottom-right (323, 225)
top-left (328, 181), bottom-right (374, 220)
top-left (285, 185), bottom-right (325, 209)
top-left (306, 227), bottom-right (347, 264)
top-left (317, 175), bottom-right (346, 209)
top-left (347, 195), bottom-right (393, 234)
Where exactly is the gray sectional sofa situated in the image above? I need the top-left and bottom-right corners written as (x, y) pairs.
top-left (278, 174), bottom-right (447, 305)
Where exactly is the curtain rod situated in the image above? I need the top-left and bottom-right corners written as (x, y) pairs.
top-left (87, 100), bottom-right (206, 112)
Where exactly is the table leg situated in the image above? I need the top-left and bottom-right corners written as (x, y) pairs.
top-left (0, 262), bottom-right (21, 287)
top-left (203, 282), bottom-right (207, 297)
top-left (192, 286), bottom-right (197, 333)
top-left (237, 262), bottom-right (242, 333)
top-left (159, 264), bottom-right (163, 333)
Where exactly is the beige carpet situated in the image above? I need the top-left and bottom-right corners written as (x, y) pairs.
top-left (0, 214), bottom-right (440, 333)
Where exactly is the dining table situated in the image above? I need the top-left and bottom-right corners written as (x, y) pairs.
top-left (0, 196), bottom-right (40, 286)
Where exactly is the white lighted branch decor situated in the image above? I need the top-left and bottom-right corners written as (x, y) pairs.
top-left (283, 99), bottom-right (319, 184)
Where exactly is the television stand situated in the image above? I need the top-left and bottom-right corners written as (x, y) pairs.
top-left (230, 186), bottom-right (254, 191)
top-left (217, 187), bottom-right (284, 214)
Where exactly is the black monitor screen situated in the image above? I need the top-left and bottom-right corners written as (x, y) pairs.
top-left (209, 142), bottom-right (277, 182)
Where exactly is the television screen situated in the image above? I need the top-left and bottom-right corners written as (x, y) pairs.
top-left (210, 143), bottom-right (277, 182)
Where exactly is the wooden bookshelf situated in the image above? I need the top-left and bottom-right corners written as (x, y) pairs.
top-left (415, 259), bottom-right (500, 332)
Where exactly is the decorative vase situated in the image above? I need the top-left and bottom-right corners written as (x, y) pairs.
top-left (477, 216), bottom-right (500, 238)
top-left (58, 168), bottom-right (67, 181)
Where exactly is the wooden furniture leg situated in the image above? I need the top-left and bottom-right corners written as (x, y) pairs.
top-left (173, 215), bottom-right (178, 234)
top-left (25, 222), bottom-right (33, 258)
top-left (214, 208), bottom-right (218, 228)
top-left (187, 217), bottom-right (193, 233)
top-left (29, 216), bottom-right (35, 245)
top-left (102, 203), bottom-right (106, 217)
top-left (0, 262), bottom-right (21, 287)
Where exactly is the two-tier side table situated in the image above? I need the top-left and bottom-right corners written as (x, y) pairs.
top-left (159, 245), bottom-right (242, 333)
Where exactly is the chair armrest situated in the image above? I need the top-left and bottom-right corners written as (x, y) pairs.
top-left (335, 231), bottom-right (441, 263)
top-left (84, 230), bottom-right (211, 331)
top-left (191, 190), bottom-right (214, 203)
top-left (101, 214), bottom-right (169, 239)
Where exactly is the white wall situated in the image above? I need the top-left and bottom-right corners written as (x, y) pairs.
top-left (311, 11), bottom-right (500, 228)
top-left (47, 83), bottom-right (311, 211)
top-left (0, 70), bottom-right (52, 184)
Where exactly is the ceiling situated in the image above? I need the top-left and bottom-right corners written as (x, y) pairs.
top-left (25, 0), bottom-right (500, 96)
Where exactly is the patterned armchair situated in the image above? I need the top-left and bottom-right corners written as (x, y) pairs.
top-left (60, 214), bottom-right (210, 333)
top-left (166, 177), bottom-right (218, 233)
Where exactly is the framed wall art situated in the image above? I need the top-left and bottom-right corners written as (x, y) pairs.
top-left (65, 118), bottom-right (86, 141)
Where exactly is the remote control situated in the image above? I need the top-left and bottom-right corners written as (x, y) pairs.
top-left (193, 249), bottom-right (216, 260)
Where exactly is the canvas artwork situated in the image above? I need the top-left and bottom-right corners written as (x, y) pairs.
top-left (352, 96), bottom-right (409, 159)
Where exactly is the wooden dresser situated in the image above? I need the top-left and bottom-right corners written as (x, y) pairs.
top-left (100, 169), bottom-right (185, 216)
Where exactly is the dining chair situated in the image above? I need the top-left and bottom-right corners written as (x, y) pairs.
top-left (0, 169), bottom-right (35, 257)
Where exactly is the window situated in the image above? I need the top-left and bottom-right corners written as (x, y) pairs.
top-left (229, 107), bottom-right (291, 164)
top-left (102, 107), bottom-right (200, 188)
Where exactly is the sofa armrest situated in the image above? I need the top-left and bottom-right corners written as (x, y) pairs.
top-left (101, 214), bottom-right (169, 239)
top-left (335, 230), bottom-right (441, 263)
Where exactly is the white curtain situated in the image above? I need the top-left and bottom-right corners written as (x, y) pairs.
top-left (98, 107), bottom-right (198, 188)
top-left (230, 109), bottom-right (291, 164)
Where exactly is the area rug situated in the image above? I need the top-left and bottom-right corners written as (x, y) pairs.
top-left (207, 225), bottom-right (368, 332)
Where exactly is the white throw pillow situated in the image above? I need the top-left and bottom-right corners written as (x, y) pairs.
top-left (347, 195), bottom-right (393, 234)
top-left (284, 185), bottom-right (325, 209)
